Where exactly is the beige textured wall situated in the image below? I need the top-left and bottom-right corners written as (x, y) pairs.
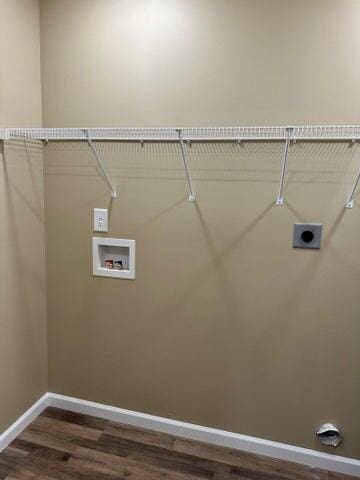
top-left (40, 0), bottom-right (360, 127)
top-left (0, 1), bottom-right (47, 433)
top-left (41, 0), bottom-right (360, 458)
top-left (0, 0), bottom-right (42, 127)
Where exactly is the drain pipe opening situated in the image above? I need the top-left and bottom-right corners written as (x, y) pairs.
top-left (316, 423), bottom-right (342, 447)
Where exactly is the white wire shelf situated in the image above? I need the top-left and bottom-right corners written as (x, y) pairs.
top-left (2, 125), bottom-right (360, 141)
top-left (1, 125), bottom-right (360, 208)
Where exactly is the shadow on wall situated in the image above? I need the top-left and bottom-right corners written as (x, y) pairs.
top-left (43, 139), bottom-right (360, 185)
top-left (42, 139), bottom-right (360, 229)
top-left (1, 140), bottom-right (45, 294)
top-left (0, 139), bottom-right (46, 432)
top-left (43, 138), bottom-right (358, 325)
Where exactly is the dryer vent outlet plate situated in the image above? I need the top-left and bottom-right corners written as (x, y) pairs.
top-left (293, 223), bottom-right (322, 249)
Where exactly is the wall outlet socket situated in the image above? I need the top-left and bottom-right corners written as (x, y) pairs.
top-left (94, 208), bottom-right (108, 232)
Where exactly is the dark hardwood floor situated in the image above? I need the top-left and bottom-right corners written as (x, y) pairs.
top-left (0, 407), bottom-right (356, 480)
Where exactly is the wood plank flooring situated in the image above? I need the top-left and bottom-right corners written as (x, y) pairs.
top-left (0, 407), bottom-right (356, 480)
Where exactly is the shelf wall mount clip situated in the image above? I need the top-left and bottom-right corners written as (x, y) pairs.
top-left (276, 126), bottom-right (294, 206)
top-left (176, 129), bottom-right (195, 202)
top-left (84, 129), bottom-right (117, 199)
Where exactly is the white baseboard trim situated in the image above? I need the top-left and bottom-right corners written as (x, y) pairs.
top-left (48, 393), bottom-right (360, 477)
top-left (0, 393), bottom-right (49, 453)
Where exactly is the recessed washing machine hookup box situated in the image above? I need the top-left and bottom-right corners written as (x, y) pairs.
top-left (92, 237), bottom-right (135, 279)
top-left (293, 223), bottom-right (322, 249)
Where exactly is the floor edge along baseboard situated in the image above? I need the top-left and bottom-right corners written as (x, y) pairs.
top-left (48, 393), bottom-right (360, 478)
top-left (0, 393), bottom-right (359, 478)
top-left (0, 393), bottom-right (49, 453)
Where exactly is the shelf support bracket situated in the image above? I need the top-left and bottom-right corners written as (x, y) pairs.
top-left (276, 127), bottom-right (293, 206)
top-left (345, 145), bottom-right (360, 208)
top-left (84, 129), bottom-right (117, 198)
top-left (176, 129), bottom-right (195, 202)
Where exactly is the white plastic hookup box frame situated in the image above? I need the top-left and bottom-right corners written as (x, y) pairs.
top-left (92, 237), bottom-right (135, 279)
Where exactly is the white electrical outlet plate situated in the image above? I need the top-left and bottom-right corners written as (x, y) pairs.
top-left (94, 208), bottom-right (108, 232)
